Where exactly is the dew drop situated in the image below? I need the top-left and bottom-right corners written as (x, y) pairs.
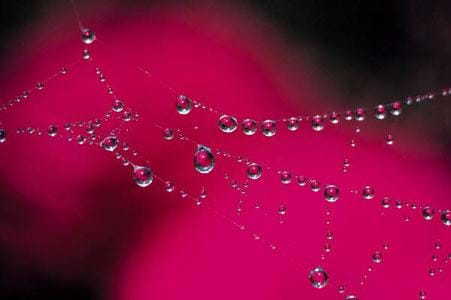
top-left (311, 115), bottom-right (325, 131)
top-left (374, 105), bottom-right (387, 120)
top-left (164, 181), bottom-right (174, 192)
top-left (280, 171), bottom-right (292, 184)
top-left (241, 119), bottom-right (258, 135)
top-left (296, 175), bottom-right (307, 186)
top-left (60, 67), bottom-right (68, 75)
top-left (324, 185), bottom-right (340, 202)
top-left (36, 82), bottom-right (44, 90)
top-left (82, 49), bottom-right (91, 60)
top-left (311, 180), bottom-right (321, 192)
top-left (162, 128), bottom-right (174, 140)
top-left (133, 165), bottom-right (153, 187)
top-left (329, 112), bottom-right (340, 124)
top-left (344, 110), bottom-right (353, 121)
top-left (0, 129), bottom-right (6, 143)
top-left (218, 115), bottom-right (238, 133)
top-left (355, 108), bottom-right (366, 121)
top-left (101, 136), bottom-right (118, 152)
top-left (390, 101), bottom-right (402, 116)
top-left (345, 295), bottom-right (358, 300)
top-left (112, 99), bottom-right (124, 112)
top-left (381, 197), bottom-right (391, 208)
top-left (441, 210), bottom-right (451, 226)
top-left (46, 125), bottom-right (58, 137)
top-left (309, 266), bottom-right (328, 289)
top-left (385, 134), bottom-right (394, 145)
top-left (422, 206), bottom-right (435, 220)
top-left (372, 251), bottom-right (383, 263)
top-left (247, 163), bottom-right (262, 180)
top-left (175, 95), bottom-right (192, 115)
top-left (193, 145), bottom-right (215, 174)
top-left (278, 205), bottom-right (287, 216)
top-left (286, 117), bottom-right (300, 131)
top-left (337, 285), bottom-right (345, 294)
top-left (362, 186), bottom-right (375, 200)
top-left (419, 291), bottom-right (427, 299)
top-left (81, 28), bottom-right (96, 44)
top-left (261, 120), bottom-right (277, 137)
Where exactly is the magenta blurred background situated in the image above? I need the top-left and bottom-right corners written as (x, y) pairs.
top-left (0, 1), bottom-right (450, 299)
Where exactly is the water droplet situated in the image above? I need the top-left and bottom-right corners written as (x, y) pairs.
top-left (324, 185), bottom-right (340, 202)
top-left (261, 120), bottom-right (277, 137)
top-left (82, 49), bottom-right (91, 60)
top-left (164, 181), bottom-right (175, 192)
top-left (218, 115), bottom-right (238, 133)
top-left (60, 67), bottom-right (68, 75)
top-left (278, 205), bottom-right (287, 216)
top-left (76, 135), bottom-right (86, 145)
top-left (329, 112), bottom-right (340, 124)
top-left (355, 108), bottom-right (366, 121)
top-left (312, 115), bottom-right (325, 131)
top-left (422, 206), bottom-right (435, 220)
top-left (372, 251), bottom-right (383, 263)
top-left (374, 105), bottom-right (387, 120)
top-left (0, 129), bottom-right (6, 143)
top-left (194, 145), bottom-right (215, 174)
top-left (133, 165), bottom-right (153, 187)
top-left (428, 268), bottom-right (435, 277)
top-left (286, 117), bottom-right (300, 131)
top-left (81, 28), bottom-right (96, 44)
top-left (46, 125), bottom-right (58, 137)
top-left (241, 119), bottom-right (258, 135)
top-left (362, 186), bottom-right (375, 200)
top-left (176, 95), bottom-right (192, 115)
top-left (309, 266), bottom-right (328, 289)
top-left (247, 163), bottom-right (262, 180)
top-left (162, 128), bottom-right (174, 140)
top-left (296, 175), bottom-right (307, 186)
top-left (311, 180), bottom-right (321, 192)
top-left (344, 110), bottom-right (353, 121)
top-left (390, 101), bottom-right (402, 116)
top-left (36, 82), bottom-right (44, 90)
top-left (337, 285), bottom-right (345, 294)
top-left (101, 136), bottom-right (118, 152)
top-left (122, 111), bottom-right (132, 122)
top-left (441, 210), bottom-right (451, 226)
top-left (326, 231), bottom-right (334, 240)
top-left (345, 295), bottom-right (358, 300)
top-left (200, 186), bottom-right (207, 199)
top-left (112, 99), bottom-right (124, 112)
top-left (419, 291), bottom-right (427, 299)
top-left (280, 171), bottom-right (292, 184)
top-left (385, 134), bottom-right (394, 145)
top-left (381, 197), bottom-right (391, 208)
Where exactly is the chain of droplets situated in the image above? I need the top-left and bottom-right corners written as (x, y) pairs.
top-left (0, 19), bottom-right (449, 299)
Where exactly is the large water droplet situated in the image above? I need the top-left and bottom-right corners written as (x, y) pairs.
top-left (261, 120), bottom-right (277, 137)
top-left (176, 95), bottom-right (192, 115)
top-left (133, 165), bottom-right (153, 187)
top-left (0, 129), bottom-right (6, 143)
top-left (247, 163), bottom-right (262, 180)
top-left (241, 119), bottom-right (258, 135)
top-left (441, 210), bottom-right (451, 226)
top-left (101, 136), bottom-right (118, 152)
top-left (81, 28), bottom-right (96, 44)
top-left (309, 266), bottom-right (328, 289)
top-left (194, 145), bottom-right (215, 174)
top-left (218, 115), bottom-right (238, 133)
top-left (324, 185), bottom-right (339, 202)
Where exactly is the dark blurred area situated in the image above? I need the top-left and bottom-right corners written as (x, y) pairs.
top-left (0, 0), bottom-right (450, 299)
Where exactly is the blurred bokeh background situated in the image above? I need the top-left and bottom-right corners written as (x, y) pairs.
top-left (0, 1), bottom-right (450, 299)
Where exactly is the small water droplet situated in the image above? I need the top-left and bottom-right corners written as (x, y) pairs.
top-left (422, 206), bottom-right (435, 220)
top-left (372, 251), bottom-right (383, 263)
top-left (278, 205), bottom-right (287, 216)
top-left (176, 95), bottom-right (192, 115)
top-left (82, 49), bottom-right (91, 60)
top-left (112, 99), bottom-right (124, 112)
top-left (46, 125), bottom-right (58, 137)
top-left (247, 163), bottom-right (262, 180)
top-left (374, 104), bottom-right (387, 120)
top-left (261, 120), bottom-right (277, 137)
top-left (218, 115), bottom-right (238, 133)
top-left (329, 112), bottom-right (340, 124)
top-left (296, 175), bottom-right (307, 186)
top-left (311, 115), bottom-right (325, 131)
top-left (385, 134), bottom-right (394, 145)
top-left (381, 197), bottom-right (391, 208)
top-left (441, 210), bottom-right (451, 226)
top-left (0, 129), bottom-right (6, 143)
top-left (390, 101), bottom-right (402, 116)
top-left (162, 128), bottom-right (174, 140)
top-left (362, 186), bottom-right (375, 200)
top-left (286, 117), bottom-right (300, 131)
top-left (280, 171), bottom-right (292, 184)
top-left (324, 185), bottom-right (340, 202)
top-left (36, 82), bottom-right (44, 90)
top-left (164, 181), bottom-right (174, 192)
top-left (311, 180), bottom-right (321, 192)
top-left (345, 294), bottom-right (358, 300)
top-left (101, 136), bottom-right (118, 152)
top-left (194, 145), bottom-right (215, 174)
top-left (241, 119), bottom-right (258, 135)
top-left (419, 291), bottom-right (427, 299)
top-left (309, 266), bottom-right (328, 289)
top-left (81, 28), bottom-right (96, 44)
top-left (133, 165), bottom-right (153, 187)
top-left (355, 108), bottom-right (366, 121)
